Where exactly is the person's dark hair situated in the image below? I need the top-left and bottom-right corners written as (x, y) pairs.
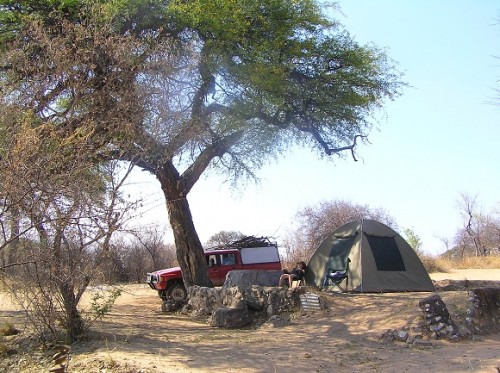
top-left (297, 261), bottom-right (307, 269)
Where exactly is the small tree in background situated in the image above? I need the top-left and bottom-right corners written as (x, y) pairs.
top-left (452, 193), bottom-right (500, 257)
top-left (123, 227), bottom-right (177, 282)
top-left (205, 231), bottom-right (246, 248)
top-left (283, 199), bottom-right (395, 265)
top-left (403, 227), bottom-right (423, 255)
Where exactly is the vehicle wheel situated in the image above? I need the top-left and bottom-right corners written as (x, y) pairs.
top-left (168, 284), bottom-right (187, 302)
top-left (158, 290), bottom-right (168, 301)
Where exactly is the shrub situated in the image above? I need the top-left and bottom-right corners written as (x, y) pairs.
top-left (0, 322), bottom-right (19, 337)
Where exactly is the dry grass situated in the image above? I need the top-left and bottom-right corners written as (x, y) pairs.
top-left (0, 322), bottom-right (19, 358)
top-left (422, 254), bottom-right (500, 273)
top-left (0, 322), bottom-right (19, 337)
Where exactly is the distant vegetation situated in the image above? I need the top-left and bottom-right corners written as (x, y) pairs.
top-left (280, 197), bottom-right (500, 272)
top-left (421, 255), bottom-right (500, 274)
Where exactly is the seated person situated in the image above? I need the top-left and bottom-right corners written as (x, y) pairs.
top-left (279, 261), bottom-right (307, 287)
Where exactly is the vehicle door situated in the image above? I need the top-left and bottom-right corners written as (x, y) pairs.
top-left (217, 253), bottom-right (238, 286)
top-left (206, 254), bottom-right (224, 286)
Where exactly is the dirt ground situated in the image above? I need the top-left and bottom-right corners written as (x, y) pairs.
top-left (1, 269), bottom-right (499, 373)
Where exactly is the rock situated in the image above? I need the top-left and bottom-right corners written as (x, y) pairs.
top-left (211, 307), bottom-right (252, 328)
top-left (395, 330), bottom-right (409, 342)
top-left (161, 300), bottom-right (183, 312)
top-left (223, 270), bottom-right (282, 288)
top-left (406, 335), bottom-right (415, 344)
top-left (379, 329), bottom-right (396, 343)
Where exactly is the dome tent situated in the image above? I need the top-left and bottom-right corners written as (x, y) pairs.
top-left (304, 219), bottom-right (435, 292)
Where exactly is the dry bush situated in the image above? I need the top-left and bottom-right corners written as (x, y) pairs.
top-left (420, 256), bottom-right (452, 273)
top-left (445, 255), bottom-right (500, 269)
top-left (423, 255), bottom-right (500, 273)
top-left (0, 340), bottom-right (14, 358)
top-left (0, 322), bottom-right (19, 337)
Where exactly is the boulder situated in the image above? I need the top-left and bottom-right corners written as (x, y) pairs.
top-left (222, 270), bottom-right (282, 288)
top-left (211, 307), bottom-right (252, 328)
top-left (161, 300), bottom-right (183, 312)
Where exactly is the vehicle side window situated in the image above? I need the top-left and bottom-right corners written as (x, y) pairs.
top-left (207, 255), bottom-right (218, 267)
top-left (221, 253), bottom-right (236, 265)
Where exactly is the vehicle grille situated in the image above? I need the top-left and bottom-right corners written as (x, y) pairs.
top-left (146, 273), bottom-right (158, 283)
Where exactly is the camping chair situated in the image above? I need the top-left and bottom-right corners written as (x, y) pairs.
top-left (291, 266), bottom-right (307, 288)
top-left (291, 276), bottom-right (306, 288)
top-left (323, 258), bottom-right (351, 292)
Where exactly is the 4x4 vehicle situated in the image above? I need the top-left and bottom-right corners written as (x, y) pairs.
top-left (146, 238), bottom-right (281, 301)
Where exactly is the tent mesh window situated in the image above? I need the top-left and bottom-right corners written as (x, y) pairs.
top-left (328, 236), bottom-right (356, 269)
top-left (365, 235), bottom-right (406, 271)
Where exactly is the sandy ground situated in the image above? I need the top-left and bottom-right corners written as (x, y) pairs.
top-left (1, 269), bottom-right (499, 373)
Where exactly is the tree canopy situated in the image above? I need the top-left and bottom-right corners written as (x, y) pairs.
top-left (0, 0), bottom-right (405, 289)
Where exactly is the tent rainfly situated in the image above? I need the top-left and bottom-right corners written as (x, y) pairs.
top-left (304, 219), bottom-right (435, 292)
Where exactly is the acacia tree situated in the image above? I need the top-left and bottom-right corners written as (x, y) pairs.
top-left (0, 0), bottom-right (404, 289)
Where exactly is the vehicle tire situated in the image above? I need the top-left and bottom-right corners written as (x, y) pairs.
top-left (158, 290), bottom-right (168, 301)
top-left (168, 283), bottom-right (187, 302)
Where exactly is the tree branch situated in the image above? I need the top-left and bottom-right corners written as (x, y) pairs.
top-left (296, 122), bottom-right (368, 161)
top-left (181, 130), bottom-right (244, 193)
top-left (325, 134), bottom-right (368, 161)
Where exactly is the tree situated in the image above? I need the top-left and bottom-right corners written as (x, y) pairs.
top-left (458, 193), bottom-right (487, 256)
top-left (0, 0), bottom-right (404, 289)
top-left (454, 193), bottom-right (500, 257)
top-left (205, 231), bottom-right (246, 248)
top-left (125, 226), bottom-right (177, 281)
top-left (0, 144), bottom-right (136, 340)
top-left (284, 199), bottom-right (395, 264)
top-left (403, 227), bottom-right (423, 255)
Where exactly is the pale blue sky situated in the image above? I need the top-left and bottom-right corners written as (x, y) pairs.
top-left (128, 1), bottom-right (500, 255)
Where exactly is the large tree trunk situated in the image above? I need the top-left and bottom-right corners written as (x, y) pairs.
top-left (166, 196), bottom-right (212, 287)
top-left (151, 133), bottom-right (244, 288)
top-left (157, 164), bottom-right (212, 288)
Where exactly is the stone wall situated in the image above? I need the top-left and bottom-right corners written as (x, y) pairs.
top-left (187, 285), bottom-right (304, 328)
top-left (418, 294), bottom-right (461, 340)
top-left (466, 287), bottom-right (500, 334)
top-left (184, 270), bottom-right (307, 328)
top-left (382, 288), bottom-right (500, 343)
top-left (418, 289), bottom-right (500, 340)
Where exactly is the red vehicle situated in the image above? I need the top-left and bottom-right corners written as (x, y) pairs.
top-left (146, 244), bottom-right (281, 301)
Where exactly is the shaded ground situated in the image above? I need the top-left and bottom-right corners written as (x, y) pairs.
top-left (1, 269), bottom-right (499, 373)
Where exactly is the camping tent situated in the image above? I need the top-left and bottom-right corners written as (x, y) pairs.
top-left (304, 219), bottom-right (435, 292)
